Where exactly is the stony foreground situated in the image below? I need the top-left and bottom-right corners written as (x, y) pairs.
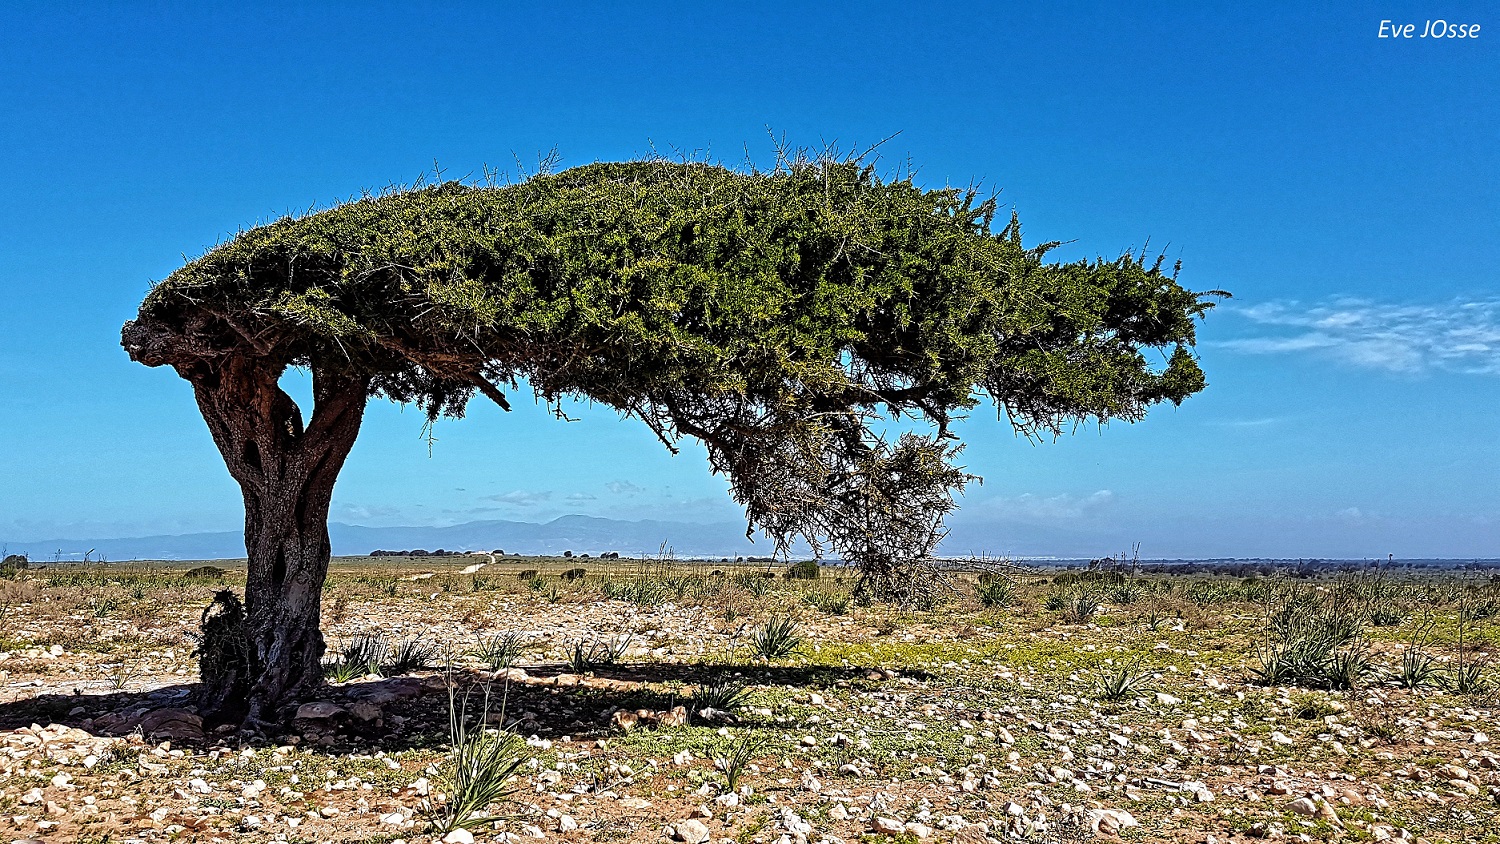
top-left (0, 558), bottom-right (1494, 844)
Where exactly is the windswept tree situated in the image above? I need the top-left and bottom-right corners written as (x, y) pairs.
top-left (123, 155), bottom-right (1217, 726)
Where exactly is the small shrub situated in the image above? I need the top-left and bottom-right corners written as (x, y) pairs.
top-left (387, 637), bottom-right (438, 674)
top-left (750, 616), bottom-right (801, 659)
top-left (323, 659), bottom-right (364, 683)
top-left (1288, 692), bottom-right (1338, 720)
top-left (975, 578), bottom-right (1015, 608)
top-left (561, 568), bottom-right (587, 581)
top-left (425, 684), bottom-right (528, 833)
top-left (1391, 623), bottom-right (1440, 690)
top-left (1251, 587), bottom-right (1372, 689)
top-left (601, 577), bottom-right (669, 607)
top-left (90, 596), bottom-right (120, 618)
top-left (1323, 639), bottom-right (1374, 690)
top-left (713, 733), bottom-right (764, 793)
top-left (516, 570), bottom-right (539, 581)
top-left (338, 635), bottom-right (388, 676)
top-left (568, 635), bottom-right (632, 672)
top-left (1446, 654), bottom-right (1490, 695)
top-left (183, 565), bottom-right (226, 579)
top-left (785, 561), bottom-right (820, 580)
top-left (100, 659), bottom-right (142, 692)
top-left (1092, 662), bottom-right (1152, 702)
top-left (598, 634), bottom-right (633, 663)
top-left (693, 677), bottom-right (750, 714)
top-left (568, 640), bottom-right (600, 673)
top-left (196, 590), bottom-right (251, 712)
top-left (734, 573), bottom-right (772, 597)
top-left (1361, 714), bottom-right (1401, 745)
top-left (1463, 599), bottom-right (1500, 622)
top-left (1063, 594), bottom-right (1101, 624)
top-left (801, 591), bottom-right (850, 615)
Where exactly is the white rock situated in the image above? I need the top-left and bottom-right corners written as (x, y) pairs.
top-left (671, 818), bottom-right (711, 844)
top-left (1087, 808), bottom-right (1139, 835)
top-left (442, 830), bottom-right (476, 844)
top-left (1154, 692), bottom-right (1181, 706)
top-left (873, 817), bottom-right (906, 835)
top-left (1285, 797), bottom-right (1318, 816)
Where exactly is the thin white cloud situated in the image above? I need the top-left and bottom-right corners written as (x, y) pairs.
top-left (606, 480), bottom-right (646, 496)
top-left (334, 503), bottom-right (408, 521)
top-left (1204, 417), bottom-right (1282, 428)
top-left (1220, 297), bottom-right (1500, 375)
top-left (981, 489), bottom-right (1115, 522)
top-left (483, 490), bottom-right (553, 507)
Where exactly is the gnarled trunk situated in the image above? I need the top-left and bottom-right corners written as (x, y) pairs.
top-left (183, 356), bottom-right (370, 728)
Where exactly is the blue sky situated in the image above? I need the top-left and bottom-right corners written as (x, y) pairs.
top-left (0, 2), bottom-right (1495, 558)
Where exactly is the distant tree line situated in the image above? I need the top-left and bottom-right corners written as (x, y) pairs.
top-left (367, 549), bottom-right (628, 559)
top-left (1049, 558), bottom-right (1500, 578)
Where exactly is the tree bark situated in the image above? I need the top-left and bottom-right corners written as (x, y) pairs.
top-left (182, 356), bottom-right (370, 727)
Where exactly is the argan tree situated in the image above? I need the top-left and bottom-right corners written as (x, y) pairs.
top-left (123, 156), bottom-right (1216, 726)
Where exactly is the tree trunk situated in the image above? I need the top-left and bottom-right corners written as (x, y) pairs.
top-left (183, 356), bottom-right (370, 728)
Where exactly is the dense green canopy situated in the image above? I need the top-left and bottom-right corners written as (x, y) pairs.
top-left (128, 157), bottom-right (1215, 601)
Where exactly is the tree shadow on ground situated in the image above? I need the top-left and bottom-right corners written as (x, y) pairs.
top-left (0, 660), bottom-right (920, 755)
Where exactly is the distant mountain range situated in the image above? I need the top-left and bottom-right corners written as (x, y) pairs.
top-left (1, 515), bottom-right (773, 562)
top-left (6, 515), bottom-right (1495, 566)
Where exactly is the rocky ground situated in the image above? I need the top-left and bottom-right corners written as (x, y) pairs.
top-left (0, 557), bottom-right (1495, 844)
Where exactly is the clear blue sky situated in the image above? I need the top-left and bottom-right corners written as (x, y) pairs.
top-left (1, 2), bottom-right (1495, 558)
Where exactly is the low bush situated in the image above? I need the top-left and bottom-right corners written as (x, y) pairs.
top-left (183, 565), bottom-right (226, 579)
top-left (474, 633), bottom-right (528, 672)
top-left (693, 676), bottom-right (750, 714)
top-left (785, 561), bottom-right (820, 580)
top-left (1251, 586), bottom-right (1374, 690)
top-left (750, 616), bottom-right (801, 659)
top-left (801, 590), bottom-right (850, 615)
top-left (1092, 662), bottom-right (1152, 702)
top-left (975, 578), bottom-right (1015, 608)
